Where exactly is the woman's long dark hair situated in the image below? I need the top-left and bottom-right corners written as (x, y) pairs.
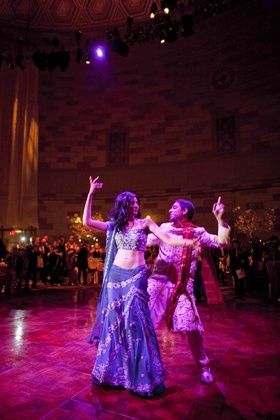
top-left (109, 191), bottom-right (141, 232)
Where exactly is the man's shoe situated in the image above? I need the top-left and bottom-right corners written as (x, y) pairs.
top-left (200, 366), bottom-right (214, 384)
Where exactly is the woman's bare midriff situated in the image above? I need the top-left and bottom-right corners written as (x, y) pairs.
top-left (113, 249), bottom-right (146, 269)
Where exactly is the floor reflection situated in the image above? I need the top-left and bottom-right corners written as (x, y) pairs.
top-left (0, 287), bottom-right (279, 419)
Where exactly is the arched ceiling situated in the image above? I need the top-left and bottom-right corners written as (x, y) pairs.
top-left (0, 0), bottom-right (250, 69)
top-left (0, 0), bottom-right (161, 33)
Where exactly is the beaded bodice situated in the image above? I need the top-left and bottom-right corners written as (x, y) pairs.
top-left (115, 229), bottom-right (147, 252)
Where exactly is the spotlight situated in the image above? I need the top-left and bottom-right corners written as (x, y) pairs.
top-left (150, 2), bottom-right (157, 19)
top-left (96, 47), bottom-right (103, 57)
top-left (161, 1), bottom-right (177, 13)
top-left (94, 45), bottom-right (105, 59)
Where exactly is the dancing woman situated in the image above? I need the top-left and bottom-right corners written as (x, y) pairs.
top-left (83, 176), bottom-right (195, 397)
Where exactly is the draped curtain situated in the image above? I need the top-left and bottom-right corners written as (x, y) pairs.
top-left (0, 62), bottom-right (39, 230)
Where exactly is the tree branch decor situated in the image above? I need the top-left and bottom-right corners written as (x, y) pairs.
top-left (67, 212), bottom-right (104, 244)
top-left (232, 206), bottom-right (276, 238)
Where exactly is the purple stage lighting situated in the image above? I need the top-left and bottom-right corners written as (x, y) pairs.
top-left (95, 46), bottom-right (105, 58)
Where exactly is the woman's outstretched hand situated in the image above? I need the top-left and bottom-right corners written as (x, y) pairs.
top-left (89, 176), bottom-right (103, 195)
top-left (83, 176), bottom-right (107, 232)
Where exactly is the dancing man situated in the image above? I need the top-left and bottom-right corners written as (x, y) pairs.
top-left (147, 196), bottom-right (230, 384)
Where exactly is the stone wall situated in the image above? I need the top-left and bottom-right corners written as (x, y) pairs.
top-left (37, 0), bottom-right (280, 240)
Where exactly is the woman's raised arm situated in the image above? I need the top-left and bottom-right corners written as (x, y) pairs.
top-left (82, 176), bottom-right (108, 232)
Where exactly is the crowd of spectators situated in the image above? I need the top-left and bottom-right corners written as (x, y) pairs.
top-left (0, 235), bottom-right (160, 296)
top-left (0, 235), bottom-right (107, 295)
top-left (1, 234), bottom-right (279, 302)
top-left (211, 235), bottom-right (280, 301)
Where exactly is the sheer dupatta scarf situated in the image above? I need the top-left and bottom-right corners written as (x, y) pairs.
top-left (88, 222), bottom-right (117, 344)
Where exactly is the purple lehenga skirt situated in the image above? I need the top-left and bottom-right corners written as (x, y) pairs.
top-left (92, 264), bottom-right (165, 397)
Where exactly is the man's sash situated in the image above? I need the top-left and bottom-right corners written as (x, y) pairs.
top-left (166, 221), bottom-right (223, 329)
top-left (166, 222), bottom-right (196, 329)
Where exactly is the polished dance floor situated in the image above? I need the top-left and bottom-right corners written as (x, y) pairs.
top-left (0, 286), bottom-right (280, 420)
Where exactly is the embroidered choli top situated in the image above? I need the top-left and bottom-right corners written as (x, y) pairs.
top-left (115, 228), bottom-right (147, 252)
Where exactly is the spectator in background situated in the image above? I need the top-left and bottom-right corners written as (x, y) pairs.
top-left (24, 244), bottom-right (36, 290)
top-left (229, 239), bottom-right (249, 299)
top-left (76, 243), bottom-right (88, 286)
top-left (11, 246), bottom-right (26, 292)
top-left (92, 242), bottom-right (101, 258)
top-left (0, 238), bottom-right (7, 260)
top-left (39, 237), bottom-right (50, 284)
top-left (264, 235), bottom-right (280, 301)
top-left (57, 236), bottom-right (67, 279)
top-left (193, 255), bottom-right (206, 303)
top-left (65, 236), bottom-right (77, 285)
top-left (98, 247), bottom-right (105, 262)
top-left (49, 241), bottom-right (63, 286)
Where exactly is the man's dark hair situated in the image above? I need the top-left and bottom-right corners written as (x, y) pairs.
top-left (175, 199), bottom-right (195, 220)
